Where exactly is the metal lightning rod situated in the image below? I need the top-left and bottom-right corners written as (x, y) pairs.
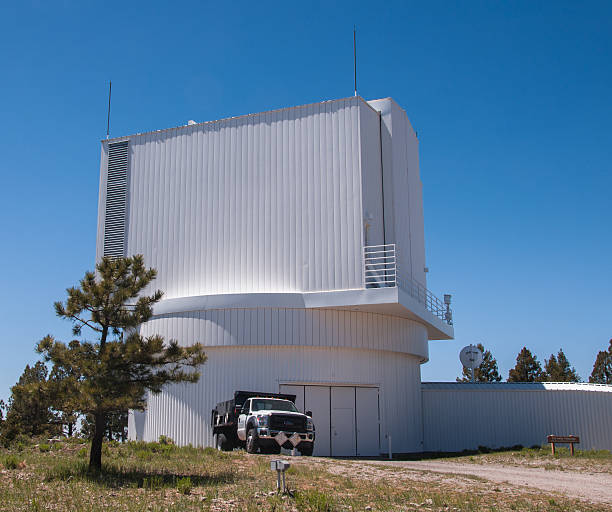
top-left (353, 26), bottom-right (357, 97)
top-left (106, 81), bottom-right (112, 139)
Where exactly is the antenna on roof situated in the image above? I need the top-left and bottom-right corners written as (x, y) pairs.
top-left (353, 26), bottom-right (357, 97)
top-left (106, 80), bottom-right (112, 139)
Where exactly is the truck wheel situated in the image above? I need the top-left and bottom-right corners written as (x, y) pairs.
top-left (216, 433), bottom-right (232, 451)
top-left (299, 445), bottom-right (313, 456)
top-left (246, 428), bottom-right (259, 454)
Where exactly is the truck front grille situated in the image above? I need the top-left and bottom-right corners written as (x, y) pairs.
top-left (269, 415), bottom-right (307, 433)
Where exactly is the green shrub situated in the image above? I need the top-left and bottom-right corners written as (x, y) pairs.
top-left (39, 443), bottom-right (51, 453)
top-left (3, 455), bottom-right (19, 470)
top-left (158, 435), bottom-right (174, 445)
top-left (176, 476), bottom-right (192, 495)
top-left (142, 475), bottom-right (164, 490)
top-left (77, 447), bottom-right (88, 458)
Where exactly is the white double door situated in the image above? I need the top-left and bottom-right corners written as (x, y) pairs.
top-left (280, 384), bottom-right (380, 457)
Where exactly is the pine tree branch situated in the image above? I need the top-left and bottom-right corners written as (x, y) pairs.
top-left (66, 314), bottom-right (103, 334)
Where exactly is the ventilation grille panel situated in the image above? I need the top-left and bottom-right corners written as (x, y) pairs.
top-left (103, 140), bottom-right (129, 258)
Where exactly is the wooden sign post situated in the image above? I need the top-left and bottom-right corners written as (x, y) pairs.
top-left (547, 435), bottom-right (579, 456)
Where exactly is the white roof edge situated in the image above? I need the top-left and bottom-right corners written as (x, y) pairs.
top-left (151, 288), bottom-right (452, 341)
top-left (422, 382), bottom-right (612, 392)
top-left (102, 95), bottom-right (379, 144)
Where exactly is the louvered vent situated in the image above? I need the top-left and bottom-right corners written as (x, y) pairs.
top-left (103, 140), bottom-right (129, 258)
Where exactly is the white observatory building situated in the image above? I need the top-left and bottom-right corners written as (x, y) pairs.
top-left (97, 96), bottom-right (454, 456)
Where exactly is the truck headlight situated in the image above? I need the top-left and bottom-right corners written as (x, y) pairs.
top-left (256, 415), bottom-right (269, 427)
top-left (307, 418), bottom-right (314, 431)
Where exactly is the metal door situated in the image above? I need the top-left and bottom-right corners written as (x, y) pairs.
top-left (331, 387), bottom-right (356, 456)
top-left (356, 387), bottom-right (380, 456)
top-left (305, 386), bottom-right (331, 456)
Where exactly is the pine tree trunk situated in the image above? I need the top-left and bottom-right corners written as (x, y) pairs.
top-left (89, 326), bottom-right (109, 470)
top-left (89, 412), bottom-right (106, 471)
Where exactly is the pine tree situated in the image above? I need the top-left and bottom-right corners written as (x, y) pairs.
top-left (508, 347), bottom-right (544, 382)
top-left (49, 354), bottom-right (80, 437)
top-left (1, 362), bottom-right (60, 444)
top-left (32, 255), bottom-right (207, 470)
top-left (457, 343), bottom-right (502, 382)
top-left (589, 339), bottom-right (612, 384)
top-left (543, 349), bottom-right (580, 382)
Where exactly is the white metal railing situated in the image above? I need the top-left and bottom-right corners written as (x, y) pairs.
top-left (364, 244), bottom-right (397, 288)
top-left (398, 275), bottom-right (450, 324)
top-left (363, 244), bottom-right (453, 325)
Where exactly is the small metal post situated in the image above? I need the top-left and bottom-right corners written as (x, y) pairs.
top-left (270, 460), bottom-right (290, 494)
top-left (570, 442), bottom-right (574, 456)
top-left (551, 442), bottom-right (555, 455)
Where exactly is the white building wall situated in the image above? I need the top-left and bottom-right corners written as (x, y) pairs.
top-left (98, 97), bottom-right (370, 297)
top-left (358, 101), bottom-right (385, 248)
top-left (129, 345), bottom-right (424, 453)
top-left (368, 98), bottom-right (426, 287)
top-left (139, 308), bottom-right (428, 360)
top-left (422, 383), bottom-right (612, 452)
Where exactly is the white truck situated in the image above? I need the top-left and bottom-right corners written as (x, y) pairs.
top-left (211, 390), bottom-right (315, 455)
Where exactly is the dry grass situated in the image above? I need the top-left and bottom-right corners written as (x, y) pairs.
top-left (0, 440), bottom-right (609, 511)
top-left (438, 446), bottom-right (612, 474)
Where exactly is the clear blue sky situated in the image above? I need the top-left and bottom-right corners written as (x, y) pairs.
top-left (1, 1), bottom-right (610, 402)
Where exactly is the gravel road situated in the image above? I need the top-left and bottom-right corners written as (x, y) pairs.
top-left (364, 460), bottom-right (612, 505)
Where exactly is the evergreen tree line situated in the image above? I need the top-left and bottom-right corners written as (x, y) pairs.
top-left (457, 340), bottom-right (612, 383)
top-left (0, 360), bottom-right (129, 445)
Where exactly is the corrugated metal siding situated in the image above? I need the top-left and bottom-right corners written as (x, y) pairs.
top-left (139, 308), bottom-right (429, 360)
top-left (422, 383), bottom-right (612, 451)
top-left (105, 97), bottom-right (364, 298)
top-left (367, 99), bottom-right (426, 286)
top-left (359, 102), bottom-right (385, 247)
top-left (129, 345), bottom-right (423, 453)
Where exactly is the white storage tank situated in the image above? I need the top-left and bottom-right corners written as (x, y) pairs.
top-left (96, 96), bottom-right (453, 456)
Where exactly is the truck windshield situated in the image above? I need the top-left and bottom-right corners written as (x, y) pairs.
top-left (251, 399), bottom-right (298, 412)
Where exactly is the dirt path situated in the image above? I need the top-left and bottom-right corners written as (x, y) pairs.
top-left (363, 460), bottom-right (612, 505)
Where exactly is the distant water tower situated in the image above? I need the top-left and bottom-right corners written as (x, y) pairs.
top-left (460, 345), bottom-right (483, 382)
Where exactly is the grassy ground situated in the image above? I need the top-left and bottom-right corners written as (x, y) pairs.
top-left (0, 439), bottom-right (610, 511)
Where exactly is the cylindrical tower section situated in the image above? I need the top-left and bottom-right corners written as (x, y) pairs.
top-left (130, 308), bottom-right (428, 455)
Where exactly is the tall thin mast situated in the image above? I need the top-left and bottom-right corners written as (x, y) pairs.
top-left (353, 26), bottom-right (357, 97)
top-left (106, 81), bottom-right (112, 139)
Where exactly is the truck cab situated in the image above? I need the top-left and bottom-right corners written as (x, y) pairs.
top-left (237, 397), bottom-right (315, 455)
top-left (211, 391), bottom-right (315, 455)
